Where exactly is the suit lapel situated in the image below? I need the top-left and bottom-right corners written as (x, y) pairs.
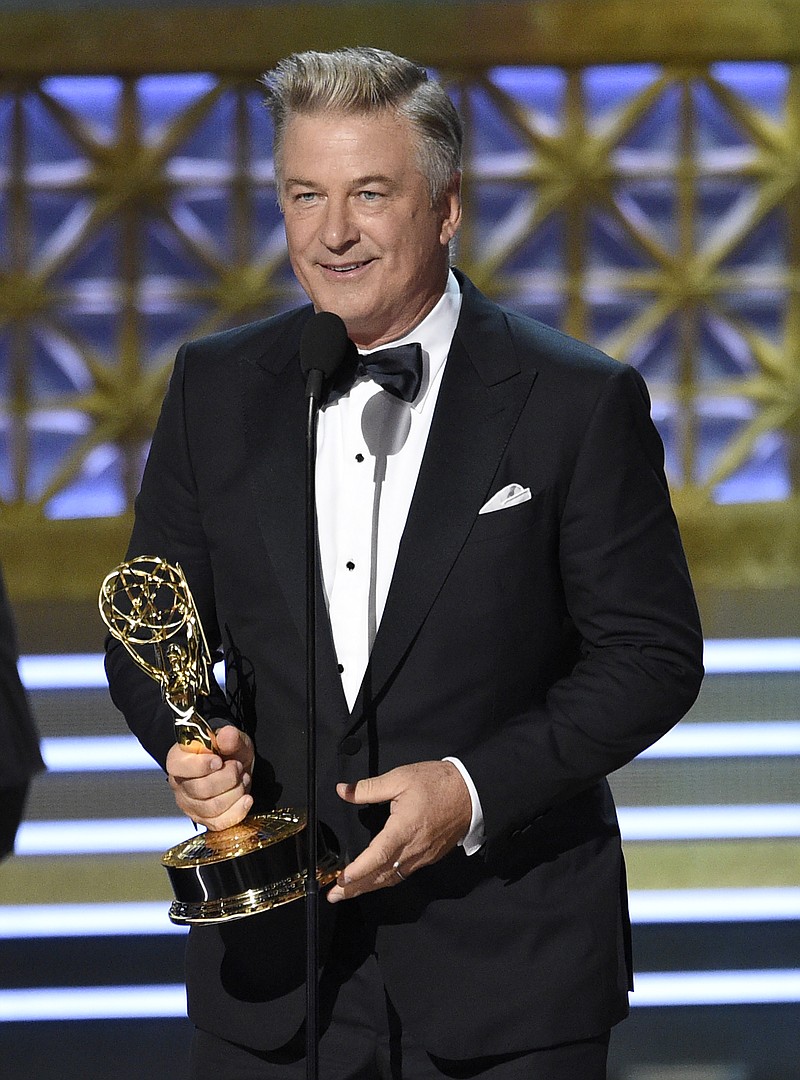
top-left (238, 311), bottom-right (310, 643)
top-left (357, 277), bottom-right (538, 715)
top-left (237, 311), bottom-right (346, 719)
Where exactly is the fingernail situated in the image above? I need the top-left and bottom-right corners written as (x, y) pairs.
top-left (209, 758), bottom-right (222, 771)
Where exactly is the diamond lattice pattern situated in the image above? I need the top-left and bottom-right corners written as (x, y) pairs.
top-left (1, 64), bottom-right (799, 521)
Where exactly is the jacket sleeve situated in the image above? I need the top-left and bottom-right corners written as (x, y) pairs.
top-left (104, 344), bottom-right (232, 771)
top-left (460, 362), bottom-right (704, 844)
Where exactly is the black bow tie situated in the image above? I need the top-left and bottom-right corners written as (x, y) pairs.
top-left (328, 342), bottom-right (423, 404)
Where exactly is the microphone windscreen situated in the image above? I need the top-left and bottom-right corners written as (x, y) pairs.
top-left (300, 311), bottom-right (351, 378)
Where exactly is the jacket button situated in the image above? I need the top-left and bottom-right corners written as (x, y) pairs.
top-left (340, 736), bottom-right (362, 755)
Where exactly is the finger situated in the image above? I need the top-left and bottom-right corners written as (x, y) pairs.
top-left (166, 744), bottom-right (224, 782)
top-left (336, 770), bottom-right (402, 807)
top-left (326, 820), bottom-right (411, 903)
top-left (197, 792), bottom-right (254, 832)
top-left (171, 758), bottom-right (245, 802)
top-left (172, 771), bottom-right (252, 822)
top-left (214, 725), bottom-right (254, 765)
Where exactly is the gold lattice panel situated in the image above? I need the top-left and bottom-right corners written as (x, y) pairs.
top-left (4, 2), bottom-right (800, 598)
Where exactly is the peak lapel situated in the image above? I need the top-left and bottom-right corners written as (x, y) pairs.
top-left (238, 308), bottom-right (348, 715)
top-left (238, 309), bottom-right (321, 646)
top-left (357, 281), bottom-right (538, 714)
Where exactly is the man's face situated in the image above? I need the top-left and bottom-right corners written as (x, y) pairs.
top-left (279, 109), bottom-right (461, 349)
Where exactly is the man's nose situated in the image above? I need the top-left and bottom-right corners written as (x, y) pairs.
top-left (319, 197), bottom-right (358, 251)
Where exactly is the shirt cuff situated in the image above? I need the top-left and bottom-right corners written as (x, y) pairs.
top-left (442, 756), bottom-right (486, 856)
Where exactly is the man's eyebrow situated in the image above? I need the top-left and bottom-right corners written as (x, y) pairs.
top-left (351, 174), bottom-right (394, 187)
top-left (283, 174), bottom-right (396, 188)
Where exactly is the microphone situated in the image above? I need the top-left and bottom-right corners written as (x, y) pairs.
top-left (300, 311), bottom-right (352, 401)
top-left (298, 308), bottom-right (352, 1080)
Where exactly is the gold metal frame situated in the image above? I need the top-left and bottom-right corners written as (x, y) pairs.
top-left (4, 1), bottom-right (800, 603)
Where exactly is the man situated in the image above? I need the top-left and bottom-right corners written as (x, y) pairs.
top-left (106, 47), bottom-right (704, 1079)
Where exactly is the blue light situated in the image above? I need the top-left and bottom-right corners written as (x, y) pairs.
top-left (19, 654), bottom-right (225, 690)
top-left (17, 641), bottom-right (800, 692)
top-left (0, 984), bottom-right (187, 1022)
top-left (630, 969), bottom-right (800, 1007)
top-left (14, 817), bottom-right (191, 855)
top-left (0, 903), bottom-right (185, 939)
top-left (703, 638), bottom-right (800, 673)
top-left (41, 736), bottom-right (157, 772)
top-left (36, 718), bottom-right (800, 777)
top-left (2, 890), bottom-right (799, 942)
top-left (14, 804), bottom-right (800, 857)
top-left (2, 970), bottom-right (799, 1021)
top-left (618, 804), bottom-right (800, 841)
top-left (628, 887), bottom-right (800, 923)
top-left (640, 721), bottom-right (800, 758)
top-left (19, 654), bottom-right (107, 689)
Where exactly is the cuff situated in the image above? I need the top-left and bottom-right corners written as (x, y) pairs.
top-left (442, 756), bottom-right (486, 856)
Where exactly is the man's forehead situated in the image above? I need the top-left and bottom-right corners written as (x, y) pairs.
top-left (280, 109), bottom-right (420, 177)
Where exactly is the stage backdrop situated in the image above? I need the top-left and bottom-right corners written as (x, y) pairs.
top-left (3, 1), bottom-right (800, 602)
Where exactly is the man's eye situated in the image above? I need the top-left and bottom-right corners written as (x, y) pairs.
top-left (295, 192), bottom-right (317, 203)
top-left (360, 190), bottom-right (381, 201)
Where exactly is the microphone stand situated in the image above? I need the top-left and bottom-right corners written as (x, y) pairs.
top-left (299, 312), bottom-right (351, 1080)
top-left (304, 370), bottom-right (324, 1080)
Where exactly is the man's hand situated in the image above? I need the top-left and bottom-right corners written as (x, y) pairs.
top-left (166, 724), bottom-right (254, 831)
top-left (326, 760), bottom-right (472, 903)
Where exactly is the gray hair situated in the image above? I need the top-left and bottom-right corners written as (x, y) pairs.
top-left (262, 47), bottom-right (463, 204)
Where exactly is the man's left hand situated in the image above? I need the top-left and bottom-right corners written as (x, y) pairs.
top-left (326, 760), bottom-right (472, 903)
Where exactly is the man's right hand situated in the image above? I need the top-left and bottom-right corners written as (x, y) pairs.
top-left (166, 724), bottom-right (254, 831)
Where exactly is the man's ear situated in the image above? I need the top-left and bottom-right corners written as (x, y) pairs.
top-left (439, 171), bottom-right (463, 246)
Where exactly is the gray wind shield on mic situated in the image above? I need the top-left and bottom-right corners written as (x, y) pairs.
top-left (361, 391), bottom-right (413, 650)
top-left (300, 311), bottom-right (353, 400)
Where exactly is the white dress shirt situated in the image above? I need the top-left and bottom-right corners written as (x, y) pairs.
top-left (315, 271), bottom-right (484, 854)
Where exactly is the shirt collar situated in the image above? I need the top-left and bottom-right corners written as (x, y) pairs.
top-left (357, 270), bottom-right (462, 411)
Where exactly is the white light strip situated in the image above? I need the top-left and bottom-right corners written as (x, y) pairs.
top-left (0, 903), bottom-right (186, 939)
top-left (2, 889), bottom-right (799, 941)
top-left (16, 641), bottom-right (800, 692)
top-left (15, 803), bottom-right (800, 856)
top-left (641, 721), bottom-right (800, 758)
top-left (629, 887), bottom-right (800, 923)
top-left (618, 804), bottom-right (800, 840)
top-left (41, 736), bottom-right (157, 772)
top-left (630, 969), bottom-right (800, 1006)
top-left (19, 654), bottom-right (107, 690)
top-left (38, 719), bottom-right (800, 777)
top-left (2, 970), bottom-right (799, 1021)
top-left (703, 638), bottom-right (800, 674)
top-left (14, 817), bottom-right (191, 855)
top-left (0, 984), bottom-right (186, 1022)
top-left (19, 654), bottom-right (224, 691)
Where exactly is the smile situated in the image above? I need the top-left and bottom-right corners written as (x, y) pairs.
top-left (321, 261), bottom-right (373, 274)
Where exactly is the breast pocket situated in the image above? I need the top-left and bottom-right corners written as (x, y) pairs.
top-left (466, 489), bottom-right (544, 543)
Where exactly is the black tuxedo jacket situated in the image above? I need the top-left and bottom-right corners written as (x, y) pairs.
top-left (106, 272), bottom-right (703, 1057)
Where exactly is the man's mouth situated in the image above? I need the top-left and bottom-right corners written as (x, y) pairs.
top-left (321, 261), bottom-right (372, 274)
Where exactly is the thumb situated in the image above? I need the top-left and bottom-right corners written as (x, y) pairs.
top-left (337, 772), bottom-right (396, 806)
top-left (214, 724), bottom-right (253, 763)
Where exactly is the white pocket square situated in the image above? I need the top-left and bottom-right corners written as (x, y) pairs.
top-left (479, 483), bottom-right (532, 515)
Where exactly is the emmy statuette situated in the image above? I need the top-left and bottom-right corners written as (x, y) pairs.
top-left (99, 555), bottom-right (340, 925)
